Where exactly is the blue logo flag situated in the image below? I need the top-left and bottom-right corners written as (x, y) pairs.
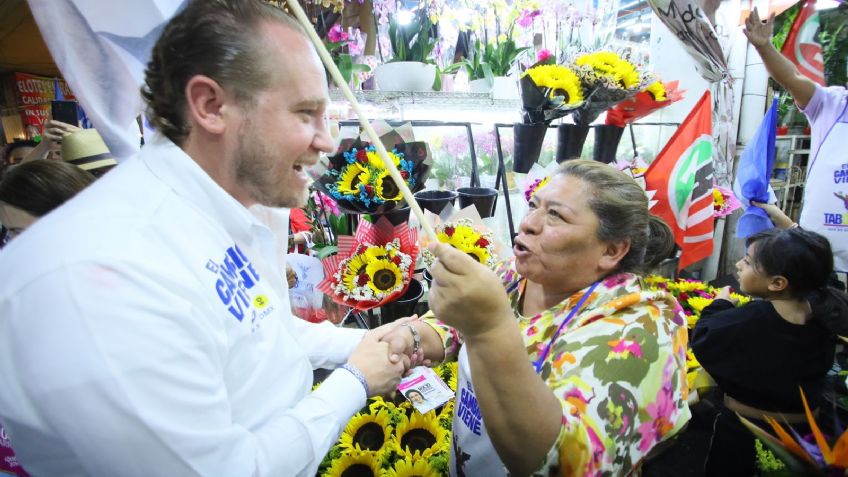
top-left (734, 98), bottom-right (778, 238)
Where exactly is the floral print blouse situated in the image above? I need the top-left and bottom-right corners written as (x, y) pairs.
top-left (421, 258), bottom-right (691, 476)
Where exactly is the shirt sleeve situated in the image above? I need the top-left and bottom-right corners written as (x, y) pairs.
top-left (531, 296), bottom-right (690, 476)
top-left (3, 261), bottom-right (364, 477)
top-left (799, 84), bottom-right (848, 123)
top-left (291, 317), bottom-right (367, 369)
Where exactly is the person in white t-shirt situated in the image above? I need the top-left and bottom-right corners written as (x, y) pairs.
top-left (0, 2), bottom-right (411, 476)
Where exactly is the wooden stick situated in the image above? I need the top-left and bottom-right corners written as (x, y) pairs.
top-left (286, 0), bottom-right (438, 243)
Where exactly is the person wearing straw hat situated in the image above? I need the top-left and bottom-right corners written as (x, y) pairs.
top-left (60, 128), bottom-right (118, 177)
top-left (0, 2), bottom-right (410, 476)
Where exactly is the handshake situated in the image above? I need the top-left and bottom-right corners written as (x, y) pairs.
top-left (344, 316), bottom-right (429, 398)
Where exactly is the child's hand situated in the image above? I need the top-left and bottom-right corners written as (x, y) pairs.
top-left (716, 286), bottom-right (738, 305)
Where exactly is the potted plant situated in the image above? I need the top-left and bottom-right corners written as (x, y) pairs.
top-left (373, 10), bottom-right (437, 92)
top-left (463, 36), bottom-right (529, 96)
top-left (323, 24), bottom-right (371, 88)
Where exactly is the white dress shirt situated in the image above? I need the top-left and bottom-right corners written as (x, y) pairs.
top-left (0, 133), bottom-right (367, 476)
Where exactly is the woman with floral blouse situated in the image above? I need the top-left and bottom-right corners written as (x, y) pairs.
top-left (386, 160), bottom-right (690, 476)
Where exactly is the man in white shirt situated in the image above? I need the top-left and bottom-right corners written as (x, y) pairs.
top-left (0, 1), bottom-right (411, 475)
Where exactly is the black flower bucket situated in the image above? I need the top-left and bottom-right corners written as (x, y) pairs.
top-left (512, 122), bottom-right (548, 173)
top-left (593, 125), bottom-right (625, 164)
top-left (555, 124), bottom-right (590, 163)
top-left (456, 187), bottom-right (498, 219)
top-left (380, 279), bottom-right (424, 324)
top-left (413, 190), bottom-right (458, 215)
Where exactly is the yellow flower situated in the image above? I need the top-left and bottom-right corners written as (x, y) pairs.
top-left (341, 254), bottom-right (370, 292)
top-left (338, 164), bottom-right (369, 196)
top-left (363, 244), bottom-right (391, 262)
top-left (687, 296), bottom-right (714, 313)
top-left (463, 244), bottom-right (492, 264)
top-left (575, 51), bottom-right (641, 89)
top-left (322, 450), bottom-right (382, 477)
top-left (365, 259), bottom-right (404, 294)
top-left (712, 188), bottom-right (725, 208)
top-left (383, 455), bottom-right (441, 477)
top-left (686, 348), bottom-right (701, 370)
top-left (339, 411), bottom-right (393, 453)
top-left (366, 149), bottom-right (401, 171)
top-left (644, 81), bottom-right (668, 101)
top-left (374, 171), bottom-right (402, 201)
top-left (732, 293), bottom-right (751, 305)
top-left (523, 64), bottom-right (584, 104)
top-left (393, 411), bottom-right (449, 460)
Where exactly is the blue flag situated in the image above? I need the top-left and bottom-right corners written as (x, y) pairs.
top-left (733, 98), bottom-right (778, 238)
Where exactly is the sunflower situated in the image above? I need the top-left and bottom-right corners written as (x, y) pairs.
top-left (365, 259), bottom-right (404, 295)
top-left (322, 450), bottom-right (382, 477)
top-left (438, 399), bottom-right (455, 430)
top-left (340, 253), bottom-right (371, 293)
top-left (687, 296), bottom-right (714, 314)
top-left (383, 455), bottom-right (441, 477)
top-left (644, 81), bottom-right (668, 101)
top-left (338, 164), bottom-right (369, 196)
top-left (374, 171), bottom-right (402, 201)
top-left (366, 148), bottom-right (402, 170)
top-left (463, 244), bottom-right (492, 265)
top-left (393, 411), bottom-right (449, 460)
top-left (575, 51), bottom-right (641, 89)
top-left (363, 244), bottom-right (391, 262)
top-left (339, 411), bottom-right (393, 454)
top-left (523, 64), bottom-right (584, 104)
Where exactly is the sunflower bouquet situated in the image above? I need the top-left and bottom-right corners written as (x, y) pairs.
top-left (644, 275), bottom-right (750, 329)
top-left (312, 122), bottom-right (432, 215)
top-left (518, 61), bottom-right (586, 125)
top-left (570, 50), bottom-right (652, 126)
top-left (605, 80), bottom-right (685, 127)
top-left (318, 218), bottom-right (419, 312)
top-left (317, 361), bottom-right (459, 477)
top-left (419, 205), bottom-right (500, 270)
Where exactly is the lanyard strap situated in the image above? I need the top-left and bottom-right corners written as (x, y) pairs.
top-left (532, 281), bottom-right (600, 374)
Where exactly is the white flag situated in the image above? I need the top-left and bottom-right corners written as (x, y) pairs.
top-left (27, 0), bottom-right (186, 160)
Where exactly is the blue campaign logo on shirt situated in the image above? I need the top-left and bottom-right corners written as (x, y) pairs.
top-left (457, 383), bottom-right (483, 436)
top-left (207, 245), bottom-right (262, 322)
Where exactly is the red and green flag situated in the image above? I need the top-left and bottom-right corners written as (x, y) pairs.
top-left (645, 90), bottom-right (714, 271)
top-left (781, 0), bottom-right (825, 86)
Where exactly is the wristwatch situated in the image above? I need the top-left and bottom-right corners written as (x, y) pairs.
top-left (401, 323), bottom-right (421, 355)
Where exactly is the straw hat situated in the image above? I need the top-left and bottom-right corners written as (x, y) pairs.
top-left (61, 129), bottom-right (117, 171)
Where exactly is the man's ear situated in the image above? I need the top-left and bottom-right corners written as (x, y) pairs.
top-left (768, 275), bottom-right (789, 293)
top-left (184, 75), bottom-right (227, 135)
top-left (598, 239), bottom-right (631, 273)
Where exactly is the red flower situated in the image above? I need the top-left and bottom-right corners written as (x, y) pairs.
top-left (357, 274), bottom-right (369, 286)
top-left (475, 237), bottom-right (489, 248)
top-left (364, 184), bottom-right (374, 197)
top-left (400, 170), bottom-right (410, 180)
top-left (391, 255), bottom-right (402, 265)
top-left (444, 226), bottom-right (455, 237)
top-left (356, 149), bottom-right (368, 164)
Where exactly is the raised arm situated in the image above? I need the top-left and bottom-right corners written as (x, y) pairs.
top-left (744, 7), bottom-right (816, 108)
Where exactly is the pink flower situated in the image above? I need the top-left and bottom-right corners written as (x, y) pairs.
top-left (313, 191), bottom-right (340, 216)
top-left (347, 28), bottom-right (365, 56)
top-left (328, 24), bottom-right (348, 43)
top-left (637, 361), bottom-right (678, 452)
top-left (516, 9), bottom-right (541, 28)
top-left (536, 49), bottom-right (553, 63)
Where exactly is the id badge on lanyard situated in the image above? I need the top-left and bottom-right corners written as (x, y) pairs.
top-left (800, 100), bottom-right (848, 273)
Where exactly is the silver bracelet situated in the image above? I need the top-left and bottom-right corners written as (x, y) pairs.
top-left (401, 323), bottom-right (421, 355)
top-left (341, 363), bottom-right (370, 397)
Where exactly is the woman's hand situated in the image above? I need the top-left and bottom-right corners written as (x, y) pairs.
top-left (427, 243), bottom-right (513, 338)
top-left (751, 201), bottom-right (795, 229)
top-left (716, 286), bottom-right (738, 305)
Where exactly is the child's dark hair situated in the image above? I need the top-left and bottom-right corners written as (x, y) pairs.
top-left (747, 228), bottom-right (848, 335)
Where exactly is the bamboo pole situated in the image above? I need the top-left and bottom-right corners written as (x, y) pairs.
top-left (287, 0), bottom-right (438, 243)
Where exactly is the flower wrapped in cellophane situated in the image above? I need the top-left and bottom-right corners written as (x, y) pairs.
top-left (570, 51), bottom-right (653, 126)
top-left (518, 62), bottom-right (586, 125)
top-left (419, 205), bottom-right (502, 269)
top-left (516, 160), bottom-right (559, 202)
top-left (712, 185), bottom-right (742, 218)
top-left (318, 217), bottom-right (419, 312)
top-left (606, 80), bottom-right (685, 127)
top-left (312, 121), bottom-right (432, 215)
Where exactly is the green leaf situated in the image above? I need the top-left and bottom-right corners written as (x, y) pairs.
top-left (315, 245), bottom-right (339, 259)
top-left (482, 63), bottom-right (494, 87)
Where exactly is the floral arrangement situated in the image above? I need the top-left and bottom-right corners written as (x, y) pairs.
top-left (569, 50), bottom-right (652, 126)
top-left (305, 191), bottom-right (349, 259)
top-left (517, 62), bottom-right (585, 125)
top-left (322, 23), bottom-right (370, 86)
top-left (419, 205), bottom-right (501, 269)
top-left (644, 276), bottom-right (750, 329)
top-left (605, 80), bottom-right (686, 127)
top-left (741, 389), bottom-right (848, 475)
top-left (712, 185), bottom-right (742, 218)
top-left (318, 362), bottom-right (458, 477)
top-left (318, 218), bottom-right (419, 312)
top-left (517, 160), bottom-right (558, 201)
top-left (313, 123), bottom-right (432, 215)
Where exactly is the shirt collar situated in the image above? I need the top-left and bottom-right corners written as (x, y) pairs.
top-left (140, 132), bottom-right (258, 243)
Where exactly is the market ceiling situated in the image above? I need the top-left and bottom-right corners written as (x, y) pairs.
top-left (0, 0), bottom-right (60, 78)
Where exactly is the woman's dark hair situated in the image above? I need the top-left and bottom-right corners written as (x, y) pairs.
top-left (555, 160), bottom-right (675, 274)
top-left (746, 228), bottom-right (848, 335)
top-left (406, 389), bottom-right (423, 398)
top-left (141, 0), bottom-right (302, 145)
top-left (0, 161), bottom-right (95, 216)
top-left (4, 140), bottom-right (38, 163)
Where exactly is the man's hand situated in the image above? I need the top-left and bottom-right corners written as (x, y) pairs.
top-left (372, 316), bottom-right (429, 373)
top-left (43, 120), bottom-right (80, 144)
top-left (347, 327), bottom-right (406, 397)
top-left (743, 7), bottom-right (775, 49)
top-left (427, 243), bottom-right (513, 338)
